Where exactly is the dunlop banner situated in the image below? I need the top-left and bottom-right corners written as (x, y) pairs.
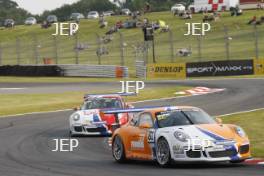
top-left (147, 63), bottom-right (186, 78)
top-left (254, 59), bottom-right (264, 75)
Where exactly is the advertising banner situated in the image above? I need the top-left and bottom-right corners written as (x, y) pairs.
top-left (147, 63), bottom-right (186, 78)
top-left (186, 60), bottom-right (254, 77)
top-left (254, 59), bottom-right (264, 75)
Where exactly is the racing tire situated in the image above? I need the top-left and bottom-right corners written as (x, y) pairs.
top-left (230, 159), bottom-right (245, 164)
top-left (69, 131), bottom-right (76, 138)
top-left (156, 137), bottom-right (172, 167)
top-left (112, 135), bottom-right (126, 163)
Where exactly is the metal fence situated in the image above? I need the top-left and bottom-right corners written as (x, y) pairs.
top-left (0, 24), bottom-right (263, 72)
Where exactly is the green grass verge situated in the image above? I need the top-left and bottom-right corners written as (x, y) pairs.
top-left (0, 74), bottom-right (263, 83)
top-left (0, 85), bottom-right (190, 117)
top-left (221, 109), bottom-right (264, 158)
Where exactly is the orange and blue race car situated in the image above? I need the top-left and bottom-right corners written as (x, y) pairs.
top-left (69, 93), bottom-right (134, 136)
top-left (104, 106), bottom-right (251, 167)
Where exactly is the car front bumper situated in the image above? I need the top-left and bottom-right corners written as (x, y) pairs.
top-left (171, 143), bottom-right (251, 162)
top-left (70, 124), bottom-right (111, 136)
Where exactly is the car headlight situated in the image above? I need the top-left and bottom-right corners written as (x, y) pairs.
top-left (72, 114), bottom-right (80, 121)
top-left (235, 126), bottom-right (246, 137)
top-left (174, 131), bottom-right (190, 142)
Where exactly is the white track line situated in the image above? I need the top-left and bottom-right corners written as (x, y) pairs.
top-left (0, 109), bottom-right (72, 118)
top-left (133, 88), bottom-right (226, 104)
top-left (0, 88), bottom-right (27, 90)
top-left (217, 107), bottom-right (264, 117)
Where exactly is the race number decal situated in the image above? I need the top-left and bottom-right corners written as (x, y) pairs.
top-left (148, 129), bottom-right (155, 143)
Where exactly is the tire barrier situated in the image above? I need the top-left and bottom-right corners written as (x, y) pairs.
top-left (59, 65), bottom-right (128, 78)
top-left (0, 65), bottom-right (62, 76)
top-left (135, 61), bottom-right (147, 78)
top-left (0, 65), bottom-right (129, 78)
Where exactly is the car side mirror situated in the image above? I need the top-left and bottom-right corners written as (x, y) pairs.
top-left (73, 107), bottom-right (80, 111)
top-left (216, 117), bottom-right (223, 124)
top-left (126, 103), bottom-right (134, 108)
top-left (139, 123), bottom-right (151, 129)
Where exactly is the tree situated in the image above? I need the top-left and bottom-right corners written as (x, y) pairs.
top-left (0, 0), bottom-right (32, 26)
top-left (40, 0), bottom-right (117, 22)
top-left (0, 0), bottom-right (18, 9)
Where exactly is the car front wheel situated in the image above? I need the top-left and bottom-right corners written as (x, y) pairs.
top-left (112, 135), bottom-right (126, 163)
top-left (156, 137), bottom-right (172, 167)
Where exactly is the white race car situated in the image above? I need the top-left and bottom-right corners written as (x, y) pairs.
top-left (69, 94), bottom-right (133, 136)
top-left (109, 106), bottom-right (251, 166)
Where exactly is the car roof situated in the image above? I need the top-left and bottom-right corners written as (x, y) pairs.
top-left (143, 106), bottom-right (201, 114)
top-left (85, 95), bottom-right (122, 100)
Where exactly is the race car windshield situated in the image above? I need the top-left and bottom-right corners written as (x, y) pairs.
top-left (156, 110), bottom-right (216, 128)
top-left (83, 98), bottom-right (122, 109)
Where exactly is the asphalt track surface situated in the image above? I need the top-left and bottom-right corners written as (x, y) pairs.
top-left (0, 79), bottom-right (264, 176)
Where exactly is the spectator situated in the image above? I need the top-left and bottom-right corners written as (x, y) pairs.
top-left (99, 15), bottom-right (108, 28)
top-left (255, 16), bottom-right (264, 25)
top-left (183, 11), bottom-right (192, 19)
top-left (143, 18), bottom-right (150, 28)
top-left (144, 2), bottom-right (151, 13)
top-left (106, 26), bottom-right (118, 35)
top-left (257, 2), bottom-right (263, 10)
top-left (248, 16), bottom-right (257, 25)
top-left (213, 11), bottom-right (221, 21)
top-left (261, 16), bottom-right (264, 22)
top-left (116, 21), bottom-right (123, 29)
top-left (203, 14), bottom-right (215, 22)
top-left (204, 7), bottom-right (208, 14)
top-left (41, 20), bottom-right (51, 29)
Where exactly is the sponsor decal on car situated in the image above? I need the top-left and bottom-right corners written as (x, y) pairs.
top-left (131, 134), bottom-right (145, 150)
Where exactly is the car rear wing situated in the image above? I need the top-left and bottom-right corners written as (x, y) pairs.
top-left (101, 107), bottom-right (148, 132)
top-left (102, 105), bottom-right (175, 115)
top-left (84, 93), bottom-right (137, 99)
top-left (102, 106), bottom-right (173, 131)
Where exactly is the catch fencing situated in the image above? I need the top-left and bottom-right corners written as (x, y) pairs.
top-left (0, 24), bottom-right (263, 76)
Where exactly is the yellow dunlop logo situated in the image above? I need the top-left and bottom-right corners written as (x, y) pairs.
top-left (254, 59), bottom-right (264, 75)
top-left (147, 63), bottom-right (186, 78)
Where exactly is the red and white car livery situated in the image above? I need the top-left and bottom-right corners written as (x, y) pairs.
top-left (69, 94), bottom-right (134, 136)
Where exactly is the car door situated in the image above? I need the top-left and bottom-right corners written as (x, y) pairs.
top-left (129, 113), bottom-right (154, 160)
top-left (124, 114), bottom-right (140, 157)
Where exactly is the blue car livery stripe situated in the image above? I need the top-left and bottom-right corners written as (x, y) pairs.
top-left (197, 127), bottom-right (239, 159)
top-left (196, 127), bottom-right (226, 141)
top-left (93, 114), bottom-right (108, 134)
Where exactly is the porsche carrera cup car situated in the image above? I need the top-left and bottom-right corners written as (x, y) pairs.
top-left (69, 94), bottom-right (133, 136)
top-left (107, 106), bottom-right (251, 166)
